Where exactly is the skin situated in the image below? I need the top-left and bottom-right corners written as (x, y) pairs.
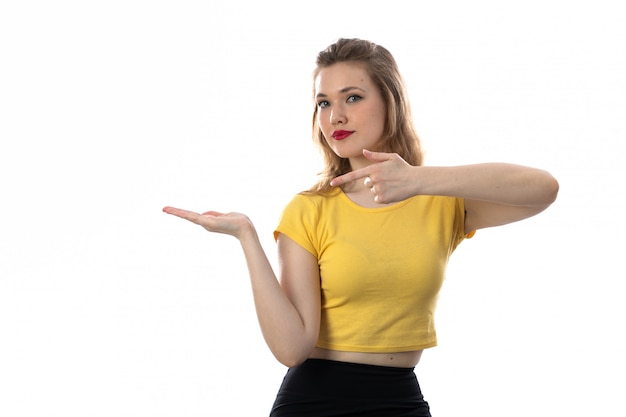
top-left (163, 62), bottom-right (559, 369)
top-left (315, 62), bottom-right (387, 170)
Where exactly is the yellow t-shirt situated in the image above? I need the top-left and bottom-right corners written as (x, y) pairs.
top-left (274, 188), bottom-right (473, 353)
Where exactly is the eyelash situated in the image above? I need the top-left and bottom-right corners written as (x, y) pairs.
top-left (317, 95), bottom-right (363, 109)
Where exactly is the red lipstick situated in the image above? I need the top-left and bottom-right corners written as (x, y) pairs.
top-left (332, 130), bottom-right (353, 140)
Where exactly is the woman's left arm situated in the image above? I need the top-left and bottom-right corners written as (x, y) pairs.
top-left (418, 162), bottom-right (560, 232)
top-left (330, 150), bottom-right (559, 232)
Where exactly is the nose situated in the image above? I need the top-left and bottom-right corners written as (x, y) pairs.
top-left (330, 106), bottom-right (346, 125)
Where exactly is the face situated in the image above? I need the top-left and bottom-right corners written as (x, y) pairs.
top-left (315, 62), bottom-right (386, 167)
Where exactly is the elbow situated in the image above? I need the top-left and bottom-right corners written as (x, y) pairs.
top-left (275, 350), bottom-right (312, 368)
top-left (545, 173), bottom-right (560, 205)
top-left (277, 355), bottom-right (309, 369)
top-left (271, 339), bottom-right (317, 368)
top-left (532, 169), bottom-right (559, 207)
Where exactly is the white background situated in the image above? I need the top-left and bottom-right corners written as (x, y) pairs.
top-left (1, 1), bottom-right (624, 416)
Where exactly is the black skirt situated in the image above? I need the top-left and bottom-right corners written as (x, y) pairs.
top-left (269, 359), bottom-right (432, 417)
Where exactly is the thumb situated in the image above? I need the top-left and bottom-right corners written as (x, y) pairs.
top-left (363, 149), bottom-right (393, 162)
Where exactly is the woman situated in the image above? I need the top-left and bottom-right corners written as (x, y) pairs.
top-left (163, 38), bottom-right (559, 416)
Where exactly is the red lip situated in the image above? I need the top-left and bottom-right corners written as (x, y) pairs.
top-left (332, 130), bottom-right (354, 140)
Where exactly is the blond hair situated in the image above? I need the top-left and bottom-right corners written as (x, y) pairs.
top-left (306, 38), bottom-right (423, 195)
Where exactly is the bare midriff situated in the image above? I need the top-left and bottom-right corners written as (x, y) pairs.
top-left (309, 347), bottom-right (423, 368)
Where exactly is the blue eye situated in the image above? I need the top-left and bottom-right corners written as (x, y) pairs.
top-left (347, 95), bottom-right (362, 103)
top-left (317, 100), bottom-right (330, 108)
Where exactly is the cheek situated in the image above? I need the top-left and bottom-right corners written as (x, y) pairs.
top-left (368, 112), bottom-right (385, 132)
top-left (315, 118), bottom-right (330, 143)
top-left (372, 110), bottom-right (386, 133)
top-left (317, 114), bottom-right (332, 136)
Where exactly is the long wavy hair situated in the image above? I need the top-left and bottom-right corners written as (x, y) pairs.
top-left (306, 38), bottom-right (423, 195)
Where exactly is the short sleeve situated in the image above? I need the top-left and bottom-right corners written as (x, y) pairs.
top-left (452, 197), bottom-right (475, 251)
top-left (273, 194), bottom-right (319, 257)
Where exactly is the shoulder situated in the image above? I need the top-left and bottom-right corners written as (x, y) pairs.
top-left (405, 195), bottom-right (463, 212)
top-left (287, 188), bottom-right (341, 210)
top-left (408, 195), bottom-right (473, 238)
top-left (278, 189), bottom-right (336, 223)
top-left (277, 189), bottom-right (342, 232)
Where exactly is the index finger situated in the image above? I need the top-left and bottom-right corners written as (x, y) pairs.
top-left (162, 206), bottom-right (203, 223)
top-left (330, 167), bottom-right (370, 187)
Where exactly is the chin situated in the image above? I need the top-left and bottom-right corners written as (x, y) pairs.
top-left (331, 146), bottom-right (362, 160)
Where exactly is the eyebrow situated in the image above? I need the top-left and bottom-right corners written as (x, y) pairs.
top-left (315, 86), bottom-right (366, 98)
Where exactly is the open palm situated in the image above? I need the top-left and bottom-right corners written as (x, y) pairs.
top-left (162, 206), bottom-right (252, 238)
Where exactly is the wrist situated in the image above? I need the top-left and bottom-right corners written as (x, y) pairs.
top-left (409, 165), bottom-right (429, 196)
top-left (236, 219), bottom-right (258, 243)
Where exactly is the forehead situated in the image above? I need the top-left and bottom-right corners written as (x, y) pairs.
top-left (314, 62), bottom-right (374, 94)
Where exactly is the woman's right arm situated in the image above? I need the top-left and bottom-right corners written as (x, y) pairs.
top-left (241, 229), bottom-right (320, 367)
top-left (163, 206), bottom-right (320, 368)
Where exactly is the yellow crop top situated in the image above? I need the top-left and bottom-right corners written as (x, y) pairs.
top-left (274, 188), bottom-right (474, 353)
